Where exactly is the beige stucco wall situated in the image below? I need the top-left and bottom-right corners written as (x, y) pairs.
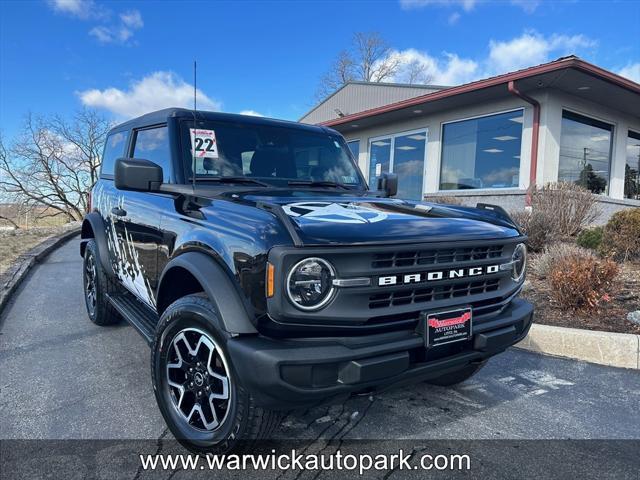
top-left (340, 88), bottom-right (640, 206)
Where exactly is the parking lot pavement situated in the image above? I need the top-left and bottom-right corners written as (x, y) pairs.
top-left (1, 238), bottom-right (639, 444)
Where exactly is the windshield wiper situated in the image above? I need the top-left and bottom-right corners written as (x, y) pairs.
top-left (198, 176), bottom-right (271, 187)
top-left (287, 180), bottom-right (353, 190)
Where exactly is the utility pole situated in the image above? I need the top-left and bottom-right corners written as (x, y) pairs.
top-left (580, 147), bottom-right (589, 189)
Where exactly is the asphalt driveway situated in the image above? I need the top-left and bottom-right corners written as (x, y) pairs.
top-left (1, 238), bottom-right (639, 478)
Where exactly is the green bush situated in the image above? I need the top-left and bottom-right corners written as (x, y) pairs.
top-left (576, 226), bottom-right (604, 250)
top-left (599, 208), bottom-right (640, 261)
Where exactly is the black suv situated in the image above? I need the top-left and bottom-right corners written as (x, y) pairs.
top-left (81, 108), bottom-right (532, 452)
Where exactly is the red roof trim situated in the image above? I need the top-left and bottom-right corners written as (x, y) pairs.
top-left (320, 57), bottom-right (640, 127)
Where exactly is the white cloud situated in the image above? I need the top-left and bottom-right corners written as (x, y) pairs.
top-left (509, 0), bottom-right (541, 13)
top-left (487, 32), bottom-right (595, 74)
top-left (381, 31), bottom-right (595, 86)
top-left (78, 72), bottom-right (221, 119)
top-left (120, 10), bottom-right (143, 29)
top-left (618, 62), bottom-right (640, 83)
top-left (48, 0), bottom-right (100, 19)
top-left (386, 49), bottom-right (478, 85)
top-left (88, 9), bottom-right (143, 45)
top-left (400, 0), bottom-right (543, 19)
top-left (239, 110), bottom-right (264, 117)
top-left (88, 26), bottom-right (112, 43)
top-left (47, 1), bottom-right (143, 45)
top-left (447, 12), bottom-right (461, 25)
top-left (400, 0), bottom-right (477, 11)
top-left (89, 24), bottom-right (136, 44)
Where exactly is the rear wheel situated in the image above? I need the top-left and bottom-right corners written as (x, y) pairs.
top-left (83, 239), bottom-right (120, 326)
top-left (426, 362), bottom-right (486, 387)
top-left (151, 294), bottom-right (281, 454)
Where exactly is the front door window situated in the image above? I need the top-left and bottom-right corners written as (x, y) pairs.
top-left (393, 132), bottom-right (427, 200)
top-left (369, 137), bottom-right (392, 186)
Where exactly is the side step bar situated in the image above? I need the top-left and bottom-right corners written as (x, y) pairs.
top-left (107, 291), bottom-right (159, 345)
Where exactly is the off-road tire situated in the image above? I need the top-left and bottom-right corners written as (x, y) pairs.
top-left (83, 239), bottom-right (121, 326)
top-left (151, 294), bottom-right (282, 454)
top-left (426, 361), bottom-right (486, 387)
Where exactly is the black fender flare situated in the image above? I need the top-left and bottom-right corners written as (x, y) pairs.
top-left (80, 212), bottom-right (114, 276)
top-left (157, 251), bottom-right (258, 335)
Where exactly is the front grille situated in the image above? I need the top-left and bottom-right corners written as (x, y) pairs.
top-left (369, 279), bottom-right (501, 309)
top-left (372, 245), bottom-right (504, 269)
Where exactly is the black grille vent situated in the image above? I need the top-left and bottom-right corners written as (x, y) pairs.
top-left (369, 279), bottom-right (501, 309)
top-left (372, 245), bottom-right (504, 269)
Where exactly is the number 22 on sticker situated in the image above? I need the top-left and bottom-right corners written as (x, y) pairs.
top-left (190, 129), bottom-right (219, 158)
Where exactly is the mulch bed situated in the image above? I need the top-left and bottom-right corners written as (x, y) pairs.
top-left (521, 258), bottom-right (640, 335)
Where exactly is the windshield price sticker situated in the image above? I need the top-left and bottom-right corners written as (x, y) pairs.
top-left (190, 129), bottom-right (219, 158)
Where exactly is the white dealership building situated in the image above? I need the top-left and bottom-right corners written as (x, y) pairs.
top-left (301, 56), bottom-right (640, 220)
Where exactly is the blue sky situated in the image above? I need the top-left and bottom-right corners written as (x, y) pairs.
top-left (1, 0), bottom-right (639, 137)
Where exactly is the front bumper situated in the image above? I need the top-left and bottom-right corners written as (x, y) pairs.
top-left (227, 298), bottom-right (533, 409)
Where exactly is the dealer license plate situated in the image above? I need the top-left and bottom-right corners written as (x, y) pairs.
top-left (423, 307), bottom-right (472, 348)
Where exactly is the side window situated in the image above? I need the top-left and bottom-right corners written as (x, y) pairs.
top-left (133, 126), bottom-right (171, 182)
top-left (100, 131), bottom-right (129, 177)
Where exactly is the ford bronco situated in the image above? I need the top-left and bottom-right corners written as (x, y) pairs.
top-left (81, 108), bottom-right (532, 452)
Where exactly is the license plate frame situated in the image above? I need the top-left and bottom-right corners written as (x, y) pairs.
top-left (422, 307), bottom-right (473, 348)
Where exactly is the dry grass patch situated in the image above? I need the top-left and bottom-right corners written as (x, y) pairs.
top-left (0, 226), bottom-right (68, 276)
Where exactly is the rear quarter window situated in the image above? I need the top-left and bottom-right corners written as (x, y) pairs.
top-left (100, 131), bottom-right (129, 177)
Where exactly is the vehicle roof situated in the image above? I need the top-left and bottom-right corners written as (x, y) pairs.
top-left (108, 108), bottom-right (336, 136)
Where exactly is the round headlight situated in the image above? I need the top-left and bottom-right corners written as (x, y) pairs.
top-left (286, 258), bottom-right (336, 311)
top-left (511, 243), bottom-right (527, 282)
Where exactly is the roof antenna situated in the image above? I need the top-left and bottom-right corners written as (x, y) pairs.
top-left (192, 60), bottom-right (197, 192)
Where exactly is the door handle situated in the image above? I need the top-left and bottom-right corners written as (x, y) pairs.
top-left (111, 207), bottom-right (127, 217)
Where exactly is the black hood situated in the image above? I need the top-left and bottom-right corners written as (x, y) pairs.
top-left (220, 190), bottom-right (521, 246)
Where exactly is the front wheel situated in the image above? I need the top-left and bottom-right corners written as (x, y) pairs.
top-left (151, 294), bottom-right (281, 454)
top-left (83, 239), bottom-right (120, 326)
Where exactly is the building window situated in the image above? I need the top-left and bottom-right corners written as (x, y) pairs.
top-left (368, 130), bottom-right (427, 200)
top-left (558, 110), bottom-right (613, 194)
top-left (439, 110), bottom-right (522, 191)
top-left (625, 131), bottom-right (640, 200)
top-left (347, 140), bottom-right (359, 159)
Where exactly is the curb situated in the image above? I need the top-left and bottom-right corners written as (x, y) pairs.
top-left (515, 323), bottom-right (640, 370)
top-left (0, 228), bottom-right (81, 316)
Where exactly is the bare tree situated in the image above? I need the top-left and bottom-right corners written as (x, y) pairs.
top-left (351, 32), bottom-right (400, 83)
top-left (402, 59), bottom-right (431, 85)
top-left (0, 109), bottom-right (110, 223)
top-left (317, 51), bottom-right (357, 99)
top-left (51, 109), bottom-right (110, 189)
top-left (316, 32), bottom-right (430, 100)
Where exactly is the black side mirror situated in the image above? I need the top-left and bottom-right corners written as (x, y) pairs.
top-left (114, 158), bottom-right (163, 192)
top-left (377, 172), bottom-right (398, 197)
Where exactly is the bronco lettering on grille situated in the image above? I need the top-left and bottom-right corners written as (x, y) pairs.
top-left (377, 265), bottom-right (500, 287)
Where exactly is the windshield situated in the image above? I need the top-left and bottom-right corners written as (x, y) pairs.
top-left (181, 120), bottom-right (366, 189)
